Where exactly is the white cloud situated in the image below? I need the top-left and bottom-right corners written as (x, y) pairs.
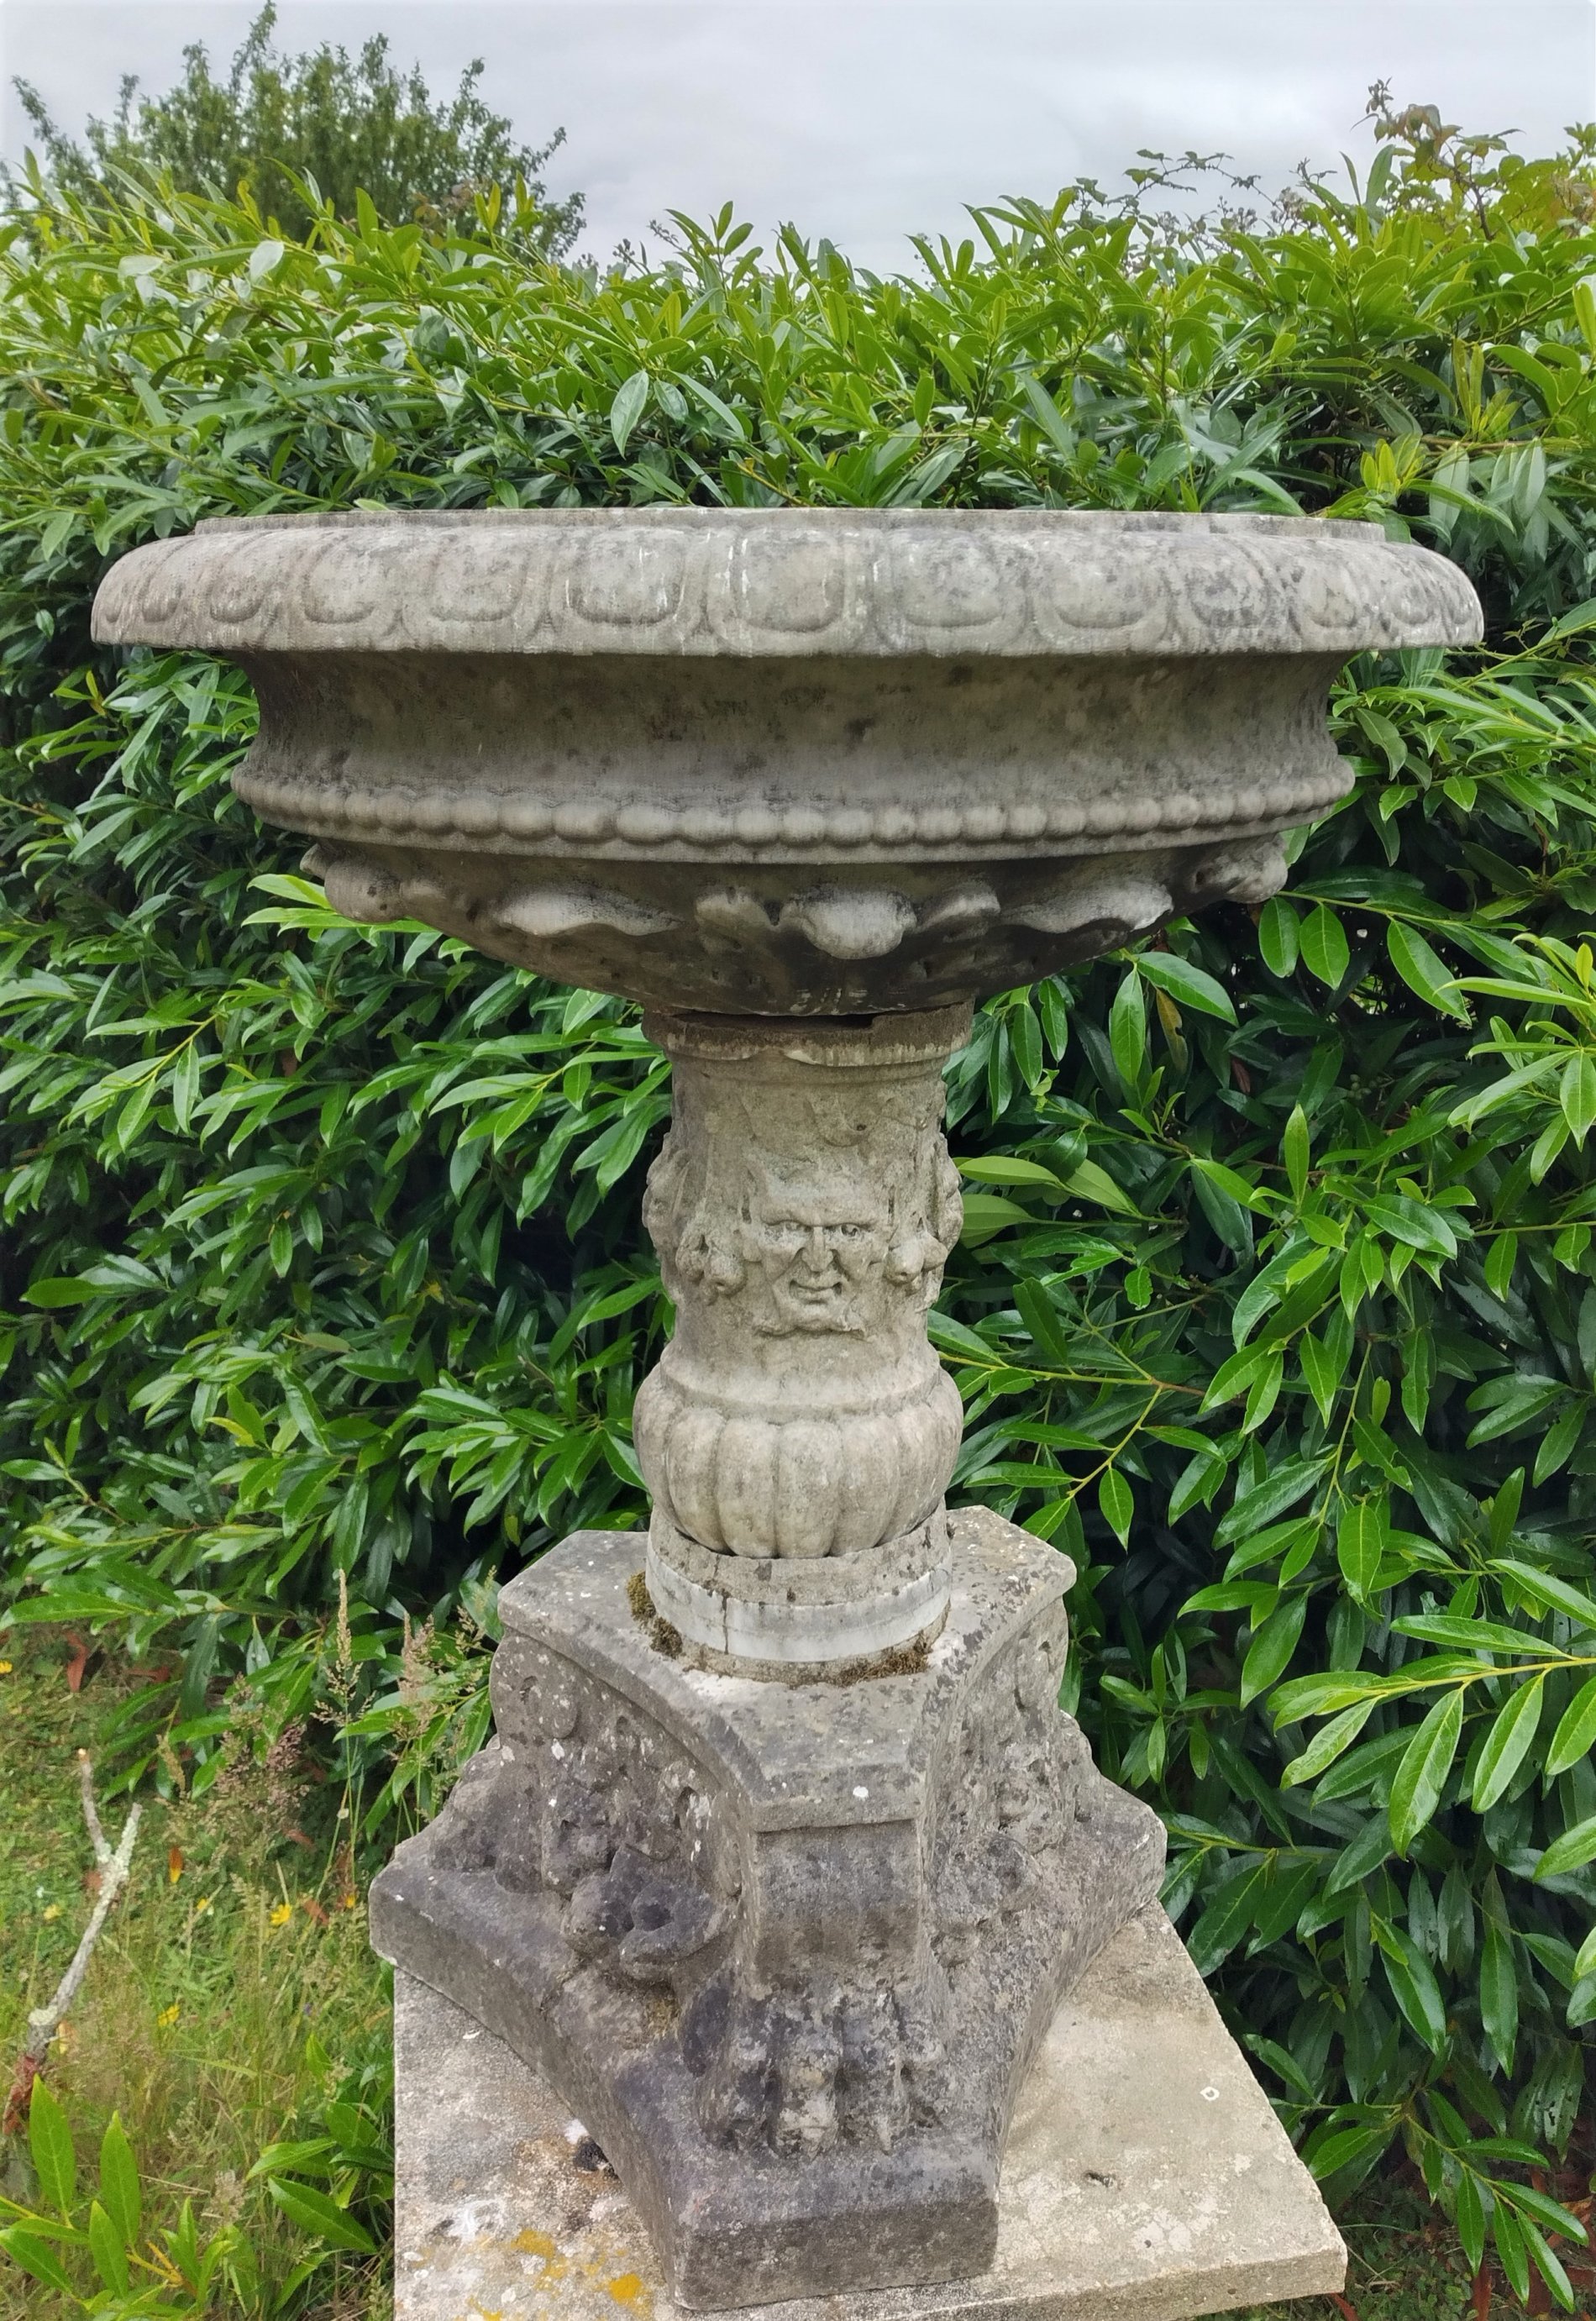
top-left (4, 0), bottom-right (1592, 270)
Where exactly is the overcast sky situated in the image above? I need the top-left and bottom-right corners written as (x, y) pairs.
top-left (3, 2), bottom-right (1593, 270)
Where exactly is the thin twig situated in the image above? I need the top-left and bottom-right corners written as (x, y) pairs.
top-left (76, 1749), bottom-right (110, 1865)
top-left (3, 1751), bottom-right (140, 2135)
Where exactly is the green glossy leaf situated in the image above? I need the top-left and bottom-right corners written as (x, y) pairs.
top-left (1392, 1613), bottom-right (1538, 1653)
top-left (1305, 2120), bottom-right (1394, 2182)
top-left (29, 2079), bottom-right (76, 2218)
top-left (1020, 371), bottom-right (1077, 455)
top-left (1060, 1159), bottom-right (1137, 1216)
top-left (1387, 920), bottom-right (1467, 1017)
top-left (1200, 1342), bottom-right (1273, 1412)
top-left (1246, 2035), bottom-right (1319, 2103)
top-left (1185, 1864), bottom-right (1265, 1975)
top-left (1480, 1916), bottom-right (1519, 2072)
top-left (0, 2229), bottom-right (76, 2295)
top-left (1471, 1675), bottom-right (1545, 1811)
top-left (609, 368), bottom-right (650, 454)
top-left (1099, 1466), bottom-right (1134, 1546)
top-left (1494, 1559), bottom-right (1596, 1631)
top-left (88, 2199), bottom-right (129, 2296)
top-left (1455, 2168), bottom-right (1487, 2275)
top-left (1376, 1919), bottom-right (1448, 2051)
top-left (1270, 1669), bottom-right (1394, 1724)
top-left (1336, 1497), bottom-right (1387, 1604)
top-left (1135, 950), bottom-right (1236, 1022)
top-left (1241, 1594), bottom-right (1308, 1706)
top-left (1214, 1456), bottom-right (1327, 1544)
top-left (1520, 2222), bottom-right (1575, 2313)
top-left (1300, 905), bottom-right (1351, 990)
top-left (1562, 1051), bottom-right (1596, 1142)
top-left (1283, 1105), bottom-right (1310, 1203)
top-left (1108, 969), bottom-right (1147, 1090)
top-left (1534, 1403), bottom-right (1585, 1483)
top-left (957, 1192), bottom-right (1034, 1244)
top-left (266, 2177), bottom-right (377, 2254)
top-left (1535, 1814), bottom-right (1596, 1881)
top-left (1546, 1672), bottom-right (1596, 1777)
top-left (1257, 896), bottom-right (1300, 979)
top-left (1494, 2205), bottom-right (1532, 2305)
top-left (957, 1156), bottom-right (1065, 1188)
top-left (97, 2114), bottom-right (140, 2250)
top-left (1484, 1230), bottom-right (1517, 1301)
top-left (1280, 1699), bottom-right (1375, 1786)
top-left (1014, 1278), bottom-right (1074, 1366)
top-left (1299, 1330), bottom-right (1346, 1422)
top-left (1389, 1689), bottom-right (1463, 1853)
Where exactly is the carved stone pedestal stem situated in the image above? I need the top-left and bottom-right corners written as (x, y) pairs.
top-left (635, 1006), bottom-right (969, 1674)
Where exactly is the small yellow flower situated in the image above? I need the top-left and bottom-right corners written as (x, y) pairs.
top-left (193, 1895), bottom-right (213, 1917)
top-left (157, 2004), bottom-right (181, 2028)
top-left (268, 1901), bottom-right (293, 1927)
top-left (0, 1660), bottom-right (13, 1675)
top-left (41, 1903), bottom-right (61, 1922)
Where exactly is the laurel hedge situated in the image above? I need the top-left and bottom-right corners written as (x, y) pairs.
top-left (3, 118), bottom-right (1596, 2293)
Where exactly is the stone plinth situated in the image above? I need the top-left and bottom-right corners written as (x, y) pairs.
top-left (392, 1902), bottom-right (1347, 2321)
top-left (370, 1513), bottom-right (1166, 2308)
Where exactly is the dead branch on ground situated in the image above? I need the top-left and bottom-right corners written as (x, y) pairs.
top-left (3, 1750), bottom-right (141, 2135)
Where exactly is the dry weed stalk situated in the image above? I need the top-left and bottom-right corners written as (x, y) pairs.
top-left (3, 1750), bottom-right (141, 2134)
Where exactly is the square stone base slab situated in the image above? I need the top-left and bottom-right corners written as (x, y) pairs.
top-left (394, 1902), bottom-right (1345, 2321)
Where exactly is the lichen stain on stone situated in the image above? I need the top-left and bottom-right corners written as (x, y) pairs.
top-left (511, 2228), bottom-right (565, 2272)
top-left (433, 2222), bottom-right (656, 2318)
top-left (626, 1567), bottom-right (684, 1659)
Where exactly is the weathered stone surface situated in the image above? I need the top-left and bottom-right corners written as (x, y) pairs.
top-left (371, 1513), bottom-right (1166, 2308)
top-left (643, 1510), bottom-right (952, 1676)
top-left (91, 509), bottom-right (1482, 1017)
top-left (392, 1902), bottom-right (1347, 2321)
top-left (302, 835), bottom-right (1296, 1017)
top-left (92, 505), bottom-right (1480, 664)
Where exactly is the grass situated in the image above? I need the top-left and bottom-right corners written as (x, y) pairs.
top-left (0, 1625), bottom-right (1583, 2319)
top-left (1247, 2182), bottom-right (1507, 2320)
top-left (0, 1625), bottom-right (391, 2318)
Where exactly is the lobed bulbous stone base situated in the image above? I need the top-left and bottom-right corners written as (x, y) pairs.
top-left (369, 1510), bottom-right (1166, 2309)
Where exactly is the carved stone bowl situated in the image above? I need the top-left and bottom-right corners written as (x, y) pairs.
top-left (92, 504), bottom-right (1483, 1665)
top-left (92, 507), bottom-right (1481, 1016)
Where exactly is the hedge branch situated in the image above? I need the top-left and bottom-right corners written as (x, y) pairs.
top-left (3, 1751), bottom-right (141, 2135)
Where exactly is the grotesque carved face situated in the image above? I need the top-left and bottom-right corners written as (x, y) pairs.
top-left (741, 1164), bottom-right (891, 1334)
top-left (643, 1071), bottom-right (963, 1339)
